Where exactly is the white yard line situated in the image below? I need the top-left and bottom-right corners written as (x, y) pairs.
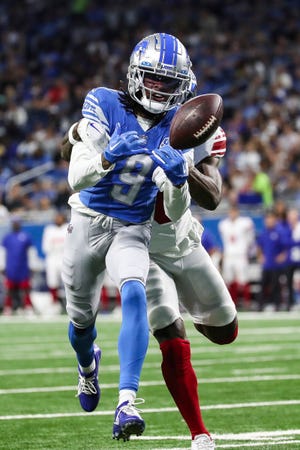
top-left (1, 400), bottom-right (300, 420)
top-left (1, 373), bottom-right (300, 395)
top-left (153, 442), bottom-right (300, 450)
top-left (141, 430), bottom-right (300, 449)
top-left (1, 344), bottom-right (300, 361)
top-left (0, 353), bottom-right (299, 376)
top-left (0, 310), bottom-right (299, 326)
top-left (149, 430), bottom-right (300, 449)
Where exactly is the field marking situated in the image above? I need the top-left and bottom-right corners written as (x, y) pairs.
top-left (0, 352), bottom-right (299, 376)
top-left (0, 365), bottom-right (287, 377)
top-left (1, 400), bottom-right (300, 420)
top-left (149, 430), bottom-right (300, 449)
top-left (1, 343), bottom-right (300, 362)
top-left (0, 310), bottom-right (299, 324)
top-left (153, 441), bottom-right (300, 449)
top-left (1, 373), bottom-right (300, 395)
top-left (140, 430), bottom-right (300, 449)
top-left (1, 326), bottom-right (299, 346)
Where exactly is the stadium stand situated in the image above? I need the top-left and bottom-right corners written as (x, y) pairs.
top-left (1, 0), bottom-right (300, 312)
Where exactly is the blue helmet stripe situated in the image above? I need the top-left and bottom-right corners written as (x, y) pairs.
top-left (159, 33), bottom-right (178, 67)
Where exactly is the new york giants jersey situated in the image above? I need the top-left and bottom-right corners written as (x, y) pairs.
top-left (77, 87), bottom-right (176, 223)
top-left (193, 127), bottom-right (226, 165)
top-left (149, 127), bottom-right (227, 257)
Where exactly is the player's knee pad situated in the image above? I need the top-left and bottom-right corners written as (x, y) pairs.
top-left (149, 305), bottom-right (180, 334)
top-left (194, 303), bottom-right (237, 328)
top-left (65, 301), bottom-right (96, 329)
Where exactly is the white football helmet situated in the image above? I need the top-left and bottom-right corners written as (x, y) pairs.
top-left (127, 33), bottom-right (192, 114)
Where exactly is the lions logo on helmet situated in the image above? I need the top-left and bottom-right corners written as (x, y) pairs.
top-left (127, 33), bottom-right (192, 114)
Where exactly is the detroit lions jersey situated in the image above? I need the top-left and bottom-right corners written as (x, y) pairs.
top-left (78, 87), bottom-right (176, 223)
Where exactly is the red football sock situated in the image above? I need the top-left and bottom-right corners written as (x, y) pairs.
top-left (100, 286), bottom-right (109, 310)
top-left (24, 291), bottom-right (33, 307)
top-left (242, 283), bottom-right (251, 306)
top-left (4, 294), bottom-right (12, 308)
top-left (228, 281), bottom-right (238, 304)
top-left (160, 338), bottom-right (209, 439)
top-left (49, 288), bottom-right (59, 303)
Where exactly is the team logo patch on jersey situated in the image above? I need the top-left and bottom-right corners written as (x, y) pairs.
top-left (160, 137), bottom-right (169, 147)
top-left (67, 223), bottom-right (73, 234)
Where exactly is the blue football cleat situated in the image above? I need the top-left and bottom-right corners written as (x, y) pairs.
top-left (112, 399), bottom-right (145, 441)
top-left (77, 344), bottom-right (101, 412)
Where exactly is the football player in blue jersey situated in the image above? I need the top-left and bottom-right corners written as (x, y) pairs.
top-left (61, 33), bottom-right (193, 442)
top-left (62, 32), bottom-right (238, 450)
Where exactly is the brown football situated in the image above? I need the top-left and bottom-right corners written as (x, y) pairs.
top-left (169, 93), bottom-right (223, 149)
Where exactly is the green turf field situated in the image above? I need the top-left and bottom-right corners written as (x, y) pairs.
top-left (0, 311), bottom-right (299, 450)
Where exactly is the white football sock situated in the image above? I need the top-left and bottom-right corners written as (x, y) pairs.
top-left (79, 359), bottom-right (96, 375)
top-left (118, 389), bottom-right (136, 407)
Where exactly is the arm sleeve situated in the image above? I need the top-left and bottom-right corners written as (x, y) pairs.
top-left (68, 141), bottom-right (114, 191)
top-left (162, 180), bottom-right (191, 222)
top-left (68, 90), bottom-right (113, 191)
top-left (160, 150), bottom-right (192, 222)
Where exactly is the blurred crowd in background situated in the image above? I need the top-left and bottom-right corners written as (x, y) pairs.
top-left (0, 0), bottom-right (300, 220)
top-left (1, 0), bottom-right (300, 314)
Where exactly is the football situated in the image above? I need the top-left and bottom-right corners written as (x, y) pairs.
top-left (169, 93), bottom-right (223, 149)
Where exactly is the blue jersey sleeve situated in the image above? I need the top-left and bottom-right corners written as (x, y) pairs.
top-left (82, 87), bottom-right (113, 134)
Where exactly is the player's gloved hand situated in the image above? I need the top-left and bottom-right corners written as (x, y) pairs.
top-left (151, 145), bottom-right (188, 187)
top-left (103, 122), bottom-right (147, 163)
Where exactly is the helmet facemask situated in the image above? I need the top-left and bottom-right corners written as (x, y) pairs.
top-left (127, 33), bottom-right (192, 114)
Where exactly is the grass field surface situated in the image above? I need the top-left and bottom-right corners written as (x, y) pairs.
top-left (0, 311), bottom-right (299, 449)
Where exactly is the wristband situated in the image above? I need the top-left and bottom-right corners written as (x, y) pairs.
top-left (68, 123), bottom-right (80, 145)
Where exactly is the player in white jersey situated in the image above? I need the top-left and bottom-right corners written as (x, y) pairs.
top-left (61, 33), bottom-right (192, 443)
top-left (42, 212), bottom-right (68, 309)
top-left (63, 119), bottom-right (237, 450)
top-left (149, 126), bottom-right (237, 450)
top-left (218, 205), bottom-right (256, 308)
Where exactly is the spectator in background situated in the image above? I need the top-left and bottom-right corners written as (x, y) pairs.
top-left (1, 1), bottom-right (300, 219)
top-left (273, 200), bottom-right (295, 310)
top-left (0, 200), bottom-right (9, 223)
top-left (256, 209), bottom-right (287, 311)
top-left (218, 204), bottom-right (256, 309)
top-left (42, 212), bottom-right (68, 313)
top-left (285, 208), bottom-right (300, 311)
top-left (252, 159), bottom-right (274, 208)
top-left (201, 225), bottom-right (222, 271)
top-left (5, 183), bottom-right (28, 213)
top-left (193, 213), bottom-right (222, 270)
top-left (1, 216), bottom-right (35, 314)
